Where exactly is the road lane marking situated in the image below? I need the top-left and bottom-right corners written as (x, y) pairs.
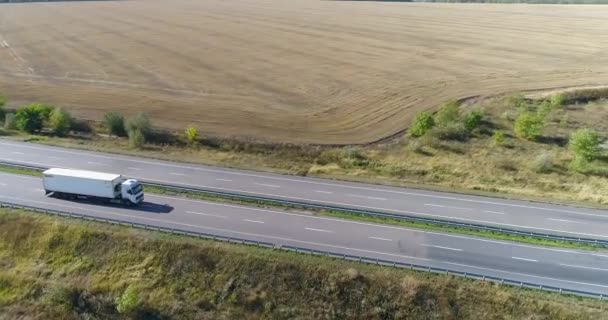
top-left (127, 167), bottom-right (142, 171)
top-left (170, 173), bottom-right (186, 176)
top-left (422, 244), bottom-right (463, 252)
top-left (0, 183), bottom-right (6, 187)
top-left (48, 156), bottom-right (63, 160)
top-left (346, 194), bottom-right (387, 201)
top-left (425, 204), bottom-right (471, 211)
top-left (484, 210), bottom-right (505, 215)
top-left (315, 190), bottom-right (333, 194)
top-left (11, 152), bottom-right (24, 155)
top-left (1, 142), bottom-right (605, 220)
top-left (147, 194), bottom-right (608, 259)
top-left (369, 236), bottom-right (392, 241)
top-left (216, 178), bottom-right (233, 182)
top-left (244, 219), bottom-right (265, 224)
top-left (547, 218), bottom-right (587, 225)
top-left (559, 264), bottom-right (608, 272)
top-left (186, 211), bottom-right (227, 219)
top-left (2, 193), bottom-right (608, 290)
top-left (29, 188), bottom-right (44, 192)
top-left (255, 183), bottom-right (281, 188)
top-left (512, 257), bottom-right (537, 262)
top-left (305, 227), bottom-right (334, 233)
top-left (87, 161), bottom-right (109, 166)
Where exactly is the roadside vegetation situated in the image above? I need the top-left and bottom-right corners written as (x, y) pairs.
top-left (1, 88), bottom-right (607, 206)
top-left (0, 208), bottom-right (606, 319)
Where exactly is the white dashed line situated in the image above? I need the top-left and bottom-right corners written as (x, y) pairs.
top-left (216, 178), bottom-right (233, 182)
top-left (244, 219), bottom-right (264, 224)
top-left (512, 257), bottom-right (537, 262)
top-left (559, 264), bottom-right (608, 272)
top-left (346, 194), bottom-right (387, 201)
top-left (305, 227), bottom-right (334, 233)
top-left (170, 173), bottom-right (186, 176)
top-left (0, 183), bottom-right (7, 187)
top-left (422, 244), bottom-right (462, 252)
top-left (87, 162), bottom-right (109, 166)
top-left (369, 236), bottom-right (392, 242)
top-left (255, 183), bottom-right (281, 188)
top-left (11, 152), bottom-right (24, 155)
top-left (186, 211), bottom-right (227, 219)
top-left (315, 190), bottom-right (333, 194)
top-left (547, 218), bottom-right (587, 225)
top-left (484, 210), bottom-right (505, 215)
top-left (48, 156), bottom-right (63, 160)
top-left (425, 204), bottom-right (471, 211)
top-left (127, 167), bottom-right (142, 171)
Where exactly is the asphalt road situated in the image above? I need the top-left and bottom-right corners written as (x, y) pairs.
top-left (1, 140), bottom-right (608, 240)
top-left (1, 172), bottom-right (608, 295)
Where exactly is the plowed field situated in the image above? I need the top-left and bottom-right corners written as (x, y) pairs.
top-left (1, 0), bottom-right (607, 144)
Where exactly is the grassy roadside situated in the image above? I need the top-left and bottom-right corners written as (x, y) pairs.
top-left (1, 163), bottom-right (604, 252)
top-left (0, 207), bottom-right (606, 319)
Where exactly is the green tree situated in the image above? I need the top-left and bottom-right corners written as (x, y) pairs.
top-left (126, 112), bottom-right (152, 139)
top-left (550, 94), bottom-right (565, 108)
top-left (128, 129), bottom-right (145, 149)
top-left (569, 129), bottom-right (601, 161)
top-left (184, 125), bottom-right (199, 145)
top-left (103, 112), bottom-right (126, 137)
top-left (435, 101), bottom-right (460, 126)
top-left (15, 104), bottom-right (53, 133)
top-left (463, 110), bottom-right (483, 132)
top-left (115, 284), bottom-right (140, 314)
top-left (514, 112), bottom-right (543, 141)
top-left (409, 112), bottom-right (435, 137)
top-left (49, 108), bottom-right (72, 136)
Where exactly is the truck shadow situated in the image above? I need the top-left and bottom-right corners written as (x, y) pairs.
top-left (131, 202), bottom-right (174, 214)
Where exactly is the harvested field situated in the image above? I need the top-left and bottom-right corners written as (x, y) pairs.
top-left (0, 0), bottom-right (608, 144)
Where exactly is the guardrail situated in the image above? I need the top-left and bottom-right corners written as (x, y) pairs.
top-left (3, 160), bottom-right (607, 247)
top-left (0, 200), bottom-right (605, 300)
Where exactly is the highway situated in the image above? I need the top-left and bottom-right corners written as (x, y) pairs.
top-left (1, 172), bottom-right (608, 295)
top-left (1, 140), bottom-right (608, 240)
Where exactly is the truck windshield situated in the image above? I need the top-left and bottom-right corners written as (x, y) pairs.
top-left (131, 183), bottom-right (143, 195)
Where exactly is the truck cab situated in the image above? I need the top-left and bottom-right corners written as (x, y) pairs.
top-left (120, 179), bottom-right (144, 205)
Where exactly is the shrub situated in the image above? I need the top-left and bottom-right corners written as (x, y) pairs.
top-left (48, 108), bottom-right (72, 136)
top-left (569, 156), bottom-right (590, 173)
top-left (514, 112), bottom-right (543, 141)
top-left (492, 130), bottom-right (505, 146)
top-left (569, 129), bottom-right (601, 161)
top-left (126, 112), bottom-right (151, 138)
top-left (115, 284), bottom-right (140, 314)
top-left (0, 95), bottom-right (5, 121)
top-left (531, 152), bottom-right (553, 173)
top-left (128, 129), bottom-right (145, 149)
top-left (550, 94), bottom-right (565, 108)
top-left (508, 94), bottom-right (529, 111)
top-left (4, 113), bottom-right (16, 130)
top-left (537, 100), bottom-right (554, 118)
top-left (429, 122), bottom-right (468, 141)
top-left (463, 110), bottom-right (483, 132)
top-left (409, 112), bottom-right (435, 137)
top-left (104, 112), bottom-right (126, 137)
top-left (435, 101), bottom-right (460, 126)
top-left (184, 125), bottom-right (199, 145)
top-left (15, 104), bottom-right (53, 133)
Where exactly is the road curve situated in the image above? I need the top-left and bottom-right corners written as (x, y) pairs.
top-left (1, 140), bottom-right (608, 240)
top-left (1, 172), bottom-right (608, 295)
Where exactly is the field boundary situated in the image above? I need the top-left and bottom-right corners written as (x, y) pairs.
top-left (1, 200), bottom-right (605, 300)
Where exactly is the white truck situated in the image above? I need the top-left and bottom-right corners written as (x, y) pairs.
top-left (42, 168), bottom-right (144, 206)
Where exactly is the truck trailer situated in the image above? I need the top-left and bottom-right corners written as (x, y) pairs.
top-left (42, 168), bottom-right (144, 206)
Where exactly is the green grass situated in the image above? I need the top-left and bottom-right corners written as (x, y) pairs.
top-left (0, 207), bottom-right (606, 319)
top-left (0, 164), bottom-right (604, 251)
top-left (0, 164), bottom-right (42, 177)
